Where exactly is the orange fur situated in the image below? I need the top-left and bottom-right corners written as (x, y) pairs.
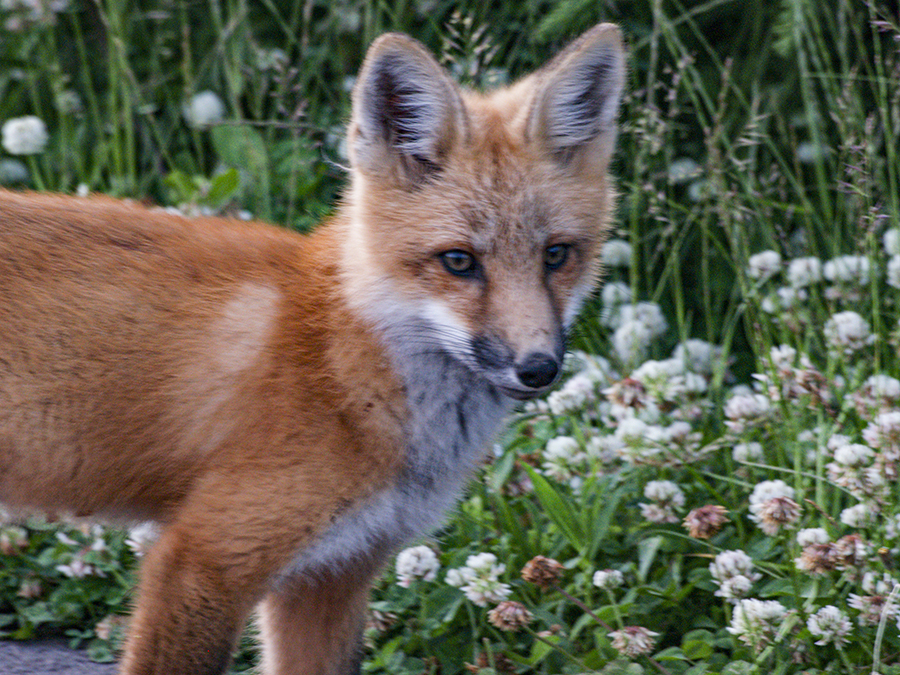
top-left (0, 24), bottom-right (624, 675)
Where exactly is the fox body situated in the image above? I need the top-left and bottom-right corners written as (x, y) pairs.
top-left (0, 24), bottom-right (624, 675)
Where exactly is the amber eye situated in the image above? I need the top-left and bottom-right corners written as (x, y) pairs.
top-left (544, 244), bottom-right (570, 270)
top-left (440, 250), bottom-right (478, 277)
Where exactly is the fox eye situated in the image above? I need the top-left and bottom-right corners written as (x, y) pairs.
top-left (440, 250), bottom-right (478, 277)
top-left (544, 244), bottom-right (570, 270)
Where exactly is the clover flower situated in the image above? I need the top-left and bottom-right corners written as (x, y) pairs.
top-left (592, 568), bottom-right (624, 590)
top-left (488, 601), bottom-right (533, 631)
top-left (608, 626), bottom-right (659, 657)
top-left (672, 338), bottom-right (722, 376)
top-left (639, 480), bottom-right (684, 524)
top-left (848, 593), bottom-right (898, 626)
top-left (541, 436), bottom-right (585, 482)
top-left (747, 250), bottom-right (782, 282)
top-left (446, 552), bottom-right (511, 607)
top-left (727, 598), bottom-right (788, 652)
top-left (732, 441), bottom-right (763, 463)
top-left (1, 115), bottom-right (49, 155)
top-left (824, 311), bottom-right (874, 354)
top-left (617, 302), bottom-right (668, 339)
top-left (683, 505), bottom-right (729, 539)
top-left (521, 556), bottom-right (564, 588)
top-left (710, 550), bottom-right (761, 602)
top-left (667, 157), bottom-right (702, 184)
top-left (395, 545), bottom-right (440, 587)
top-left (863, 410), bottom-right (900, 458)
top-left (823, 255), bottom-right (870, 284)
top-left (601, 239), bottom-right (632, 268)
top-left (849, 375), bottom-right (900, 414)
top-left (182, 90), bottom-right (226, 129)
top-left (840, 503), bottom-right (877, 528)
top-left (724, 392), bottom-right (772, 433)
top-left (786, 256), bottom-right (823, 287)
top-left (755, 496), bottom-right (801, 536)
top-left (795, 543), bottom-right (839, 575)
top-left (125, 522), bottom-right (158, 558)
top-left (546, 373), bottom-right (595, 415)
top-left (612, 320), bottom-right (651, 367)
top-left (796, 527), bottom-right (830, 547)
top-left (884, 228), bottom-right (900, 256)
top-left (888, 256), bottom-right (900, 289)
top-left (807, 605), bottom-right (851, 646)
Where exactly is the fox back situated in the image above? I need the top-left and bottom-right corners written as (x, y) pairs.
top-left (0, 24), bottom-right (624, 675)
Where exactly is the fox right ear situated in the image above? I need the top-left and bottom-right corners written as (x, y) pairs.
top-left (349, 35), bottom-right (468, 186)
top-left (527, 23), bottom-right (625, 173)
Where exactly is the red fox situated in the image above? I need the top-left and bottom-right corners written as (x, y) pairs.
top-left (0, 23), bottom-right (624, 675)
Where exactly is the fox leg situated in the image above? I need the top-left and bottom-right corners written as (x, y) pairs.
top-left (257, 563), bottom-right (380, 675)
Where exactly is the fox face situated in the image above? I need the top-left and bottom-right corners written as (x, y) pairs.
top-left (342, 25), bottom-right (624, 400)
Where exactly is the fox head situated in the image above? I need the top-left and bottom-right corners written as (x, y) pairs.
top-left (341, 24), bottom-right (625, 400)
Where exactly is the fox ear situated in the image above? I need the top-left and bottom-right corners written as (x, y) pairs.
top-left (528, 23), bottom-right (625, 170)
top-left (350, 34), bottom-right (467, 185)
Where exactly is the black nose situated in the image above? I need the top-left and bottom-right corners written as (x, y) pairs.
top-left (516, 353), bottom-right (560, 389)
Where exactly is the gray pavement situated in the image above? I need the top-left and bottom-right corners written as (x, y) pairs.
top-left (0, 639), bottom-right (117, 674)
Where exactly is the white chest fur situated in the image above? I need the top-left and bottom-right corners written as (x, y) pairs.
top-left (284, 346), bottom-right (512, 578)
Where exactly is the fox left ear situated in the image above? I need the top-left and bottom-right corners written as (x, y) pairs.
top-left (527, 23), bottom-right (625, 171)
top-left (349, 34), bottom-right (468, 186)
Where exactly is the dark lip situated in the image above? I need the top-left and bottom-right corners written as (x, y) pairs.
top-left (497, 385), bottom-right (550, 401)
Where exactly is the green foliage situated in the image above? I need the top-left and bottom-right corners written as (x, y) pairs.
top-left (2, 0), bottom-right (899, 673)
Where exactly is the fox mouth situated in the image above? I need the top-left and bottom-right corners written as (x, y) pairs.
top-left (496, 383), bottom-right (553, 401)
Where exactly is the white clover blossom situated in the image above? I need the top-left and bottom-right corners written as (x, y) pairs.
top-left (888, 256), bottom-right (900, 289)
top-left (667, 157), bottom-right (702, 184)
top-left (672, 339), bottom-right (722, 375)
top-left (749, 480), bottom-right (795, 511)
top-left (125, 522), bottom-right (158, 557)
top-left (1, 115), bottom-right (49, 155)
top-left (824, 311), bottom-right (873, 353)
top-left (618, 302), bottom-right (668, 338)
top-left (786, 256), bottom-right (823, 287)
top-left (840, 503), bottom-right (876, 528)
top-left (724, 392), bottom-right (772, 432)
top-left (608, 626), bottom-right (658, 657)
top-left (445, 552), bottom-right (511, 607)
top-left (639, 480), bottom-right (685, 524)
top-left (602, 281), bottom-right (631, 307)
top-left (797, 527), bottom-right (830, 547)
top-left (747, 250), bottom-right (781, 282)
top-left (863, 410), bottom-right (900, 456)
top-left (807, 605), bottom-right (851, 646)
top-left (832, 443), bottom-right (874, 467)
top-left (592, 569), bottom-right (624, 590)
top-left (0, 158), bottom-right (28, 184)
top-left (395, 545), bottom-right (440, 587)
top-left (546, 374), bottom-right (595, 415)
top-left (541, 436), bottom-right (585, 482)
top-left (727, 598), bottom-right (788, 651)
top-left (823, 255), bottom-right (870, 284)
top-left (601, 239), bottom-right (632, 268)
top-left (612, 319), bottom-right (651, 366)
top-left (182, 90), bottom-right (226, 129)
top-left (710, 550), bottom-right (760, 602)
top-left (884, 228), bottom-right (900, 256)
top-left (732, 442), bottom-right (763, 463)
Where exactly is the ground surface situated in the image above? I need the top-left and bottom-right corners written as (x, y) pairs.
top-left (0, 639), bottom-right (117, 674)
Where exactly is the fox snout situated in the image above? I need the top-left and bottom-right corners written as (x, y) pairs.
top-left (472, 334), bottom-right (564, 399)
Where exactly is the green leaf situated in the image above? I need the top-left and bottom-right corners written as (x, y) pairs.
top-left (206, 168), bottom-right (240, 205)
top-left (682, 639), bottom-right (713, 660)
top-left (211, 124), bottom-right (268, 177)
top-left (637, 535), bottom-right (664, 583)
top-left (163, 170), bottom-right (198, 203)
top-left (521, 464), bottom-right (585, 550)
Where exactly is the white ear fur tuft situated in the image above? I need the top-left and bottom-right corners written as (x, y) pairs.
top-left (528, 24), bottom-right (625, 165)
top-left (350, 35), bottom-right (467, 183)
